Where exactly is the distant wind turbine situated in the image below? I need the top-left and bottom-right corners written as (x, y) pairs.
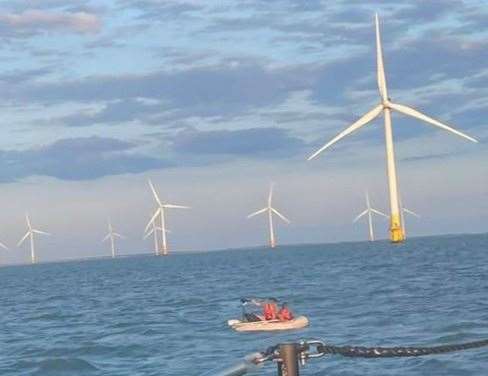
top-left (402, 207), bottom-right (420, 237)
top-left (400, 204), bottom-right (420, 237)
top-left (353, 191), bottom-right (388, 241)
top-left (103, 218), bottom-right (124, 258)
top-left (308, 14), bottom-right (477, 243)
top-left (17, 214), bottom-right (50, 264)
top-left (143, 216), bottom-right (165, 255)
top-left (145, 179), bottom-right (190, 256)
top-left (247, 184), bottom-right (290, 248)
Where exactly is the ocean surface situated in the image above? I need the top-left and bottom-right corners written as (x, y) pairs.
top-left (0, 234), bottom-right (487, 376)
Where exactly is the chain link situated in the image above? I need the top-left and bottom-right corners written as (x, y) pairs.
top-left (302, 340), bottom-right (326, 359)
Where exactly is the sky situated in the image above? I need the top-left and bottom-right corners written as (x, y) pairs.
top-left (0, 0), bottom-right (487, 263)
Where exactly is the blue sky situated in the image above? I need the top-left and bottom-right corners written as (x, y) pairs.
top-left (0, 0), bottom-right (487, 262)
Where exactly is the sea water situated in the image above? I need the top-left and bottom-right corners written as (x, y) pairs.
top-left (0, 234), bottom-right (487, 376)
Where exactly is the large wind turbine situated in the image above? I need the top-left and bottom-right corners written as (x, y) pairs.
top-left (247, 184), bottom-right (290, 248)
top-left (353, 191), bottom-right (388, 241)
top-left (145, 179), bottom-right (190, 256)
top-left (17, 214), bottom-right (50, 264)
top-left (308, 14), bottom-right (477, 243)
top-left (103, 218), bottom-right (124, 258)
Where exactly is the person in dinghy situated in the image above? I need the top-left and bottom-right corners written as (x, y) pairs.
top-left (227, 298), bottom-right (308, 332)
top-left (241, 297), bottom-right (282, 322)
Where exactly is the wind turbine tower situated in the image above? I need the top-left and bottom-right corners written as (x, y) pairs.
top-left (247, 184), bottom-right (290, 248)
top-left (17, 214), bottom-right (50, 264)
top-left (144, 215), bottom-right (163, 255)
top-left (145, 179), bottom-right (190, 256)
top-left (308, 14), bottom-right (477, 243)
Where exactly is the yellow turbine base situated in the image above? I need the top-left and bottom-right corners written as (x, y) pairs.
top-left (390, 214), bottom-right (405, 243)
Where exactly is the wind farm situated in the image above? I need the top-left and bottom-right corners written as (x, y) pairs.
top-left (0, 10), bottom-right (482, 265)
top-left (1, 4), bottom-right (487, 376)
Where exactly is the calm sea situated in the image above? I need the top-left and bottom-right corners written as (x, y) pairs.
top-left (0, 234), bottom-right (487, 376)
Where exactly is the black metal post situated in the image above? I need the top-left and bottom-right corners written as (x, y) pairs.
top-left (277, 343), bottom-right (299, 376)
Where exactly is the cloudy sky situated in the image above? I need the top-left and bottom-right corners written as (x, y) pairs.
top-left (0, 0), bottom-right (487, 263)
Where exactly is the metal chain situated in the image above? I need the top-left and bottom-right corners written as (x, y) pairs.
top-left (315, 338), bottom-right (488, 358)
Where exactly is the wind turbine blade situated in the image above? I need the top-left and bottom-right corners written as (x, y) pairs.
top-left (17, 232), bottom-right (30, 246)
top-left (32, 230), bottom-right (50, 235)
top-left (271, 208), bottom-right (290, 224)
top-left (26, 213), bottom-right (31, 229)
top-left (145, 209), bottom-right (161, 233)
top-left (148, 179), bottom-right (162, 206)
top-left (308, 104), bottom-right (383, 160)
top-left (375, 13), bottom-right (388, 101)
top-left (163, 204), bottom-right (190, 209)
top-left (389, 102), bottom-right (478, 143)
top-left (353, 209), bottom-right (368, 223)
top-left (102, 234), bottom-right (111, 242)
top-left (247, 208), bottom-right (267, 218)
top-left (113, 233), bottom-right (125, 239)
top-left (371, 208), bottom-right (388, 218)
top-left (403, 208), bottom-right (420, 218)
top-left (143, 228), bottom-right (154, 239)
top-left (268, 183), bottom-right (274, 207)
top-left (0, 241), bottom-right (8, 250)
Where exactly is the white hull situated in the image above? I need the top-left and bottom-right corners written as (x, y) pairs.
top-left (227, 315), bottom-right (309, 332)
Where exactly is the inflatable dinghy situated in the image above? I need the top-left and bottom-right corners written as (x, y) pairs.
top-left (227, 316), bottom-right (309, 332)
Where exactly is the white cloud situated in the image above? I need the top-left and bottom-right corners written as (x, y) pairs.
top-left (0, 9), bottom-right (101, 34)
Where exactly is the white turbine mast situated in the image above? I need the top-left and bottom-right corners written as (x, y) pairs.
top-left (102, 218), bottom-right (124, 258)
top-left (353, 191), bottom-right (388, 241)
top-left (17, 213), bottom-right (50, 264)
top-left (145, 179), bottom-right (190, 256)
top-left (308, 13), bottom-right (477, 243)
top-left (247, 184), bottom-right (290, 248)
top-left (143, 214), bottom-right (167, 255)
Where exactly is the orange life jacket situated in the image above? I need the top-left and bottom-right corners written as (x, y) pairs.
top-left (278, 307), bottom-right (293, 321)
top-left (264, 303), bottom-right (277, 320)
